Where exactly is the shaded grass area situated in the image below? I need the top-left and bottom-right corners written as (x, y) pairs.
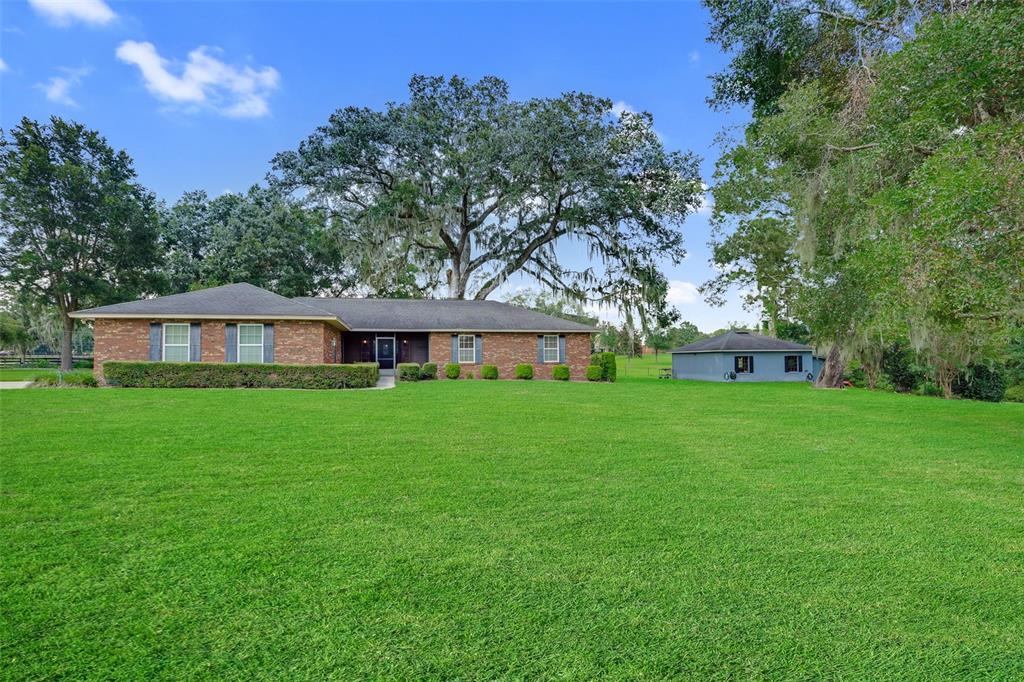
top-left (2, 378), bottom-right (1022, 679)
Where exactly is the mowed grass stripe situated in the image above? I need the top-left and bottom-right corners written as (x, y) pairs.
top-left (1, 377), bottom-right (1022, 679)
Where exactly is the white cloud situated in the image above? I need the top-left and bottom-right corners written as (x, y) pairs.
top-left (695, 182), bottom-right (713, 214)
top-left (688, 51), bottom-right (701, 63)
top-left (28, 0), bottom-right (116, 26)
top-left (116, 40), bottom-right (279, 118)
top-left (0, 58), bottom-right (8, 73)
top-left (611, 100), bottom-right (636, 118)
top-left (35, 66), bottom-right (91, 106)
top-left (667, 280), bottom-right (700, 306)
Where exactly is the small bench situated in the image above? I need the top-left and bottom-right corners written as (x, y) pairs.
top-left (659, 368), bottom-right (672, 379)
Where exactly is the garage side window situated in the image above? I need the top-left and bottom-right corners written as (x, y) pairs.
top-left (784, 355), bottom-right (803, 373)
top-left (734, 355), bottom-right (754, 373)
top-left (162, 323), bottom-right (190, 362)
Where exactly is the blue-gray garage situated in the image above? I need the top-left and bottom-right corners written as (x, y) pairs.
top-left (670, 330), bottom-right (821, 382)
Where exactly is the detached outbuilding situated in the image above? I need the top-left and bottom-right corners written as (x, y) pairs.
top-left (670, 330), bottom-right (821, 382)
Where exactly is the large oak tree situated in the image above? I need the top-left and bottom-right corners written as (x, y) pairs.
top-left (271, 75), bottom-right (702, 324)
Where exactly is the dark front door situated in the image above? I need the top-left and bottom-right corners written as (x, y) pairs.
top-left (376, 337), bottom-right (395, 370)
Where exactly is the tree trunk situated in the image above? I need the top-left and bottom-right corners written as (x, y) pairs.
top-left (815, 344), bottom-right (845, 388)
top-left (60, 312), bottom-right (74, 371)
top-left (936, 361), bottom-right (956, 399)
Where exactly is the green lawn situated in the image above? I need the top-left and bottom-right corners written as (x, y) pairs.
top-left (0, 367), bottom-right (58, 381)
top-left (616, 353), bottom-right (672, 379)
top-left (2, 371), bottom-right (1022, 679)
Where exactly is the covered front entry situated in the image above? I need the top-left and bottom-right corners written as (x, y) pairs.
top-left (375, 337), bottom-right (395, 370)
top-left (343, 332), bottom-right (429, 368)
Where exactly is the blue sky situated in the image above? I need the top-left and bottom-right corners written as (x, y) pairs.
top-left (0, 0), bottom-right (754, 331)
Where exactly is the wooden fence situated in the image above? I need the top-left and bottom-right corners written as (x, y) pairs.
top-left (0, 355), bottom-right (93, 367)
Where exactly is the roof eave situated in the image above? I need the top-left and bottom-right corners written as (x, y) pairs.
top-left (670, 347), bottom-right (811, 354)
top-left (69, 312), bottom-right (349, 330)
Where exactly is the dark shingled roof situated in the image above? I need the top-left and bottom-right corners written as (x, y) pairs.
top-left (70, 283), bottom-right (341, 322)
top-left (70, 283), bottom-right (595, 333)
top-left (671, 330), bottom-right (811, 353)
top-left (295, 297), bottom-right (595, 332)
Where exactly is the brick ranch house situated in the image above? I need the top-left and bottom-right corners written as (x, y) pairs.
top-left (71, 283), bottom-right (596, 383)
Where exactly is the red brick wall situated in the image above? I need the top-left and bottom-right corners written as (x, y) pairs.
top-left (93, 319), bottom-right (150, 381)
top-left (427, 332), bottom-right (591, 380)
top-left (93, 318), bottom-right (341, 382)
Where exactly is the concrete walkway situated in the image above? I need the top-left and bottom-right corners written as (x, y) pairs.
top-left (370, 375), bottom-right (395, 390)
top-left (0, 381), bottom-right (32, 389)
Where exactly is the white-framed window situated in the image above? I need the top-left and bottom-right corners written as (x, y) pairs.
top-left (784, 355), bottom-right (803, 373)
top-left (458, 334), bottom-right (476, 364)
top-left (238, 323), bottom-right (264, 364)
top-left (162, 323), bottom-right (190, 362)
top-left (543, 334), bottom-right (559, 363)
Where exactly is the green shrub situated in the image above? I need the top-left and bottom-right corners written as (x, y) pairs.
top-left (34, 359), bottom-right (51, 368)
top-left (514, 364), bottom-right (533, 380)
top-left (481, 364), bottom-right (498, 380)
top-left (72, 359), bottom-right (94, 369)
top-left (919, 381), bottom-right (943, 397)
top-left (397, 363), bottom-right (421, 382)
top-left (586, 365), bottom-right (603, 382)
top-left (103, 362), bottom-right (379, 389)
top-left (1004, 384), bottom-right (1024, 403)
top-left (444, 363), bottom-right (461, 380)
top-left (420, 362), bottom-right (438, 380)
top-left (589, 352), bottom-right (616, 382)
top-left (844, 360), bottom-right (868, 388)
top-left (31, 370), bottom-right (97, 388)
top-left (61, 371), bottom-right (98, 387)
top-left (881, 342), bottom-right (924, 392)
top-left (953, 363), bottom-right (1006, 402)
top-left (552, 364), bottom-right (570, 381)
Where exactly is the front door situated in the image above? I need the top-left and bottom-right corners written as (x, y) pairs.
top-left (376, 337), bottom-right (395, 370)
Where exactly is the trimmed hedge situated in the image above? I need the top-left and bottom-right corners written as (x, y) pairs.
top-left (590, 352), bottom-right (617, 382)
top-left (552, 364), bottom-right (570, 381)
top-left (420, 362), bottom-right (438, 380)
top-left (103, 361), bottom-right (380, 389)
top-left (397, 363), bottom-right (421, 382)
top-left (515, 364), bottom-right (533, 380)
top-left (1004, 384), bottom-right (1024, 403)
top-left (481, 364), bottom-right (499, 380)
top-left (586, 364), bottom-right (603, 382)
top-left (444, 363), bottom-right (461, 379)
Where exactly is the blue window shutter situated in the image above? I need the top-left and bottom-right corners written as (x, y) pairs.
top-left (451, 334), bottom-right (458, 362)
top-left (149, 323), bottom-right (161, 361)
top-left (475, 335), bottom-right (483, 364)
top-left (225, 324), bottom-right (237, 362)
top-left (536, 336), bottom-right (544, 363)
top-left (263, 323), bottom-right (275, 363)
top-left (558, 335), bottom-right (566, 363)
top-left (189, 323), bottom-right (201, 362)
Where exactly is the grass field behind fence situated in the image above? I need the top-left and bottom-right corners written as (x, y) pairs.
top-left (1, 363), bottom-right (1022, 678)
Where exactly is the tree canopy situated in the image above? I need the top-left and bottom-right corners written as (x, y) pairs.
top-left (271, 75), bottom-right (703, 328)
top-left (702, 0), bottom-right (1024, 395)
top-left (0, 117), bottom-right (162, 369)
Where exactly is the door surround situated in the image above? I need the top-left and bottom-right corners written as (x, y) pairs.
top-left (375, 335), bottom-right (396, 372)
